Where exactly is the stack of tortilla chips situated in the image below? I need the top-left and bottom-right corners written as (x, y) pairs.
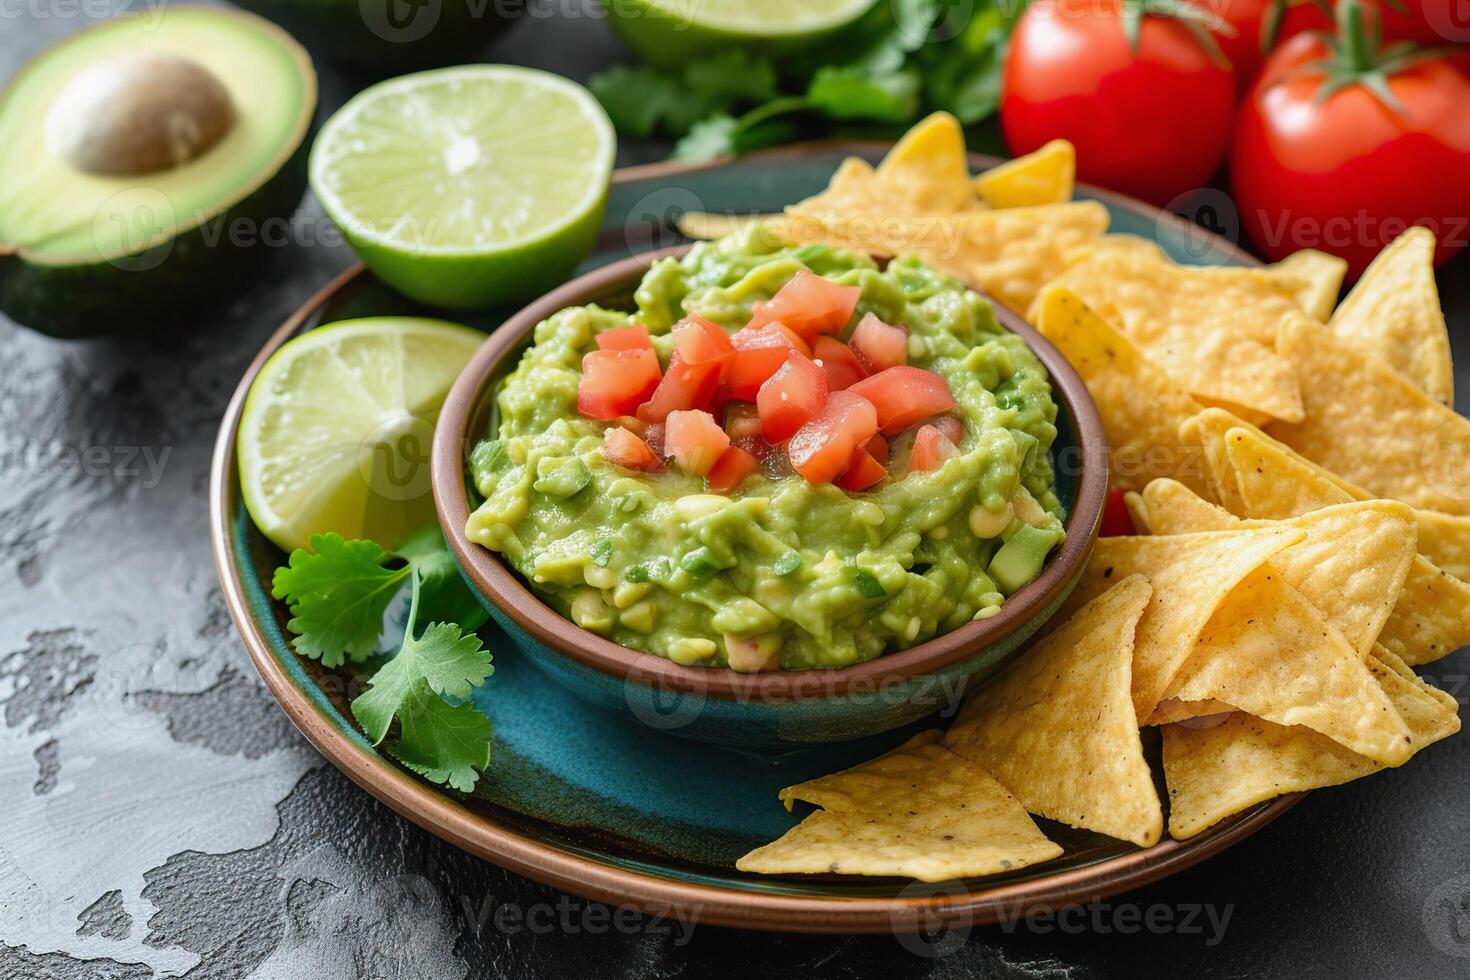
top-left (724, 116), bottom-right (1463, 880)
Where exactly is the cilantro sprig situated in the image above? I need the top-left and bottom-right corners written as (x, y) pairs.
top-left (272, 527), bottom-right (494, 791)
top-left (590, 0), bottom-right (1023, 161)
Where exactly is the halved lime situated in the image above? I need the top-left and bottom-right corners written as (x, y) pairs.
top-left (310, 66), bottom-right (615, 309)
top-left (238, 317), bottom-right (484, 554)
top-left (606, 0), bottom-right (878, 66)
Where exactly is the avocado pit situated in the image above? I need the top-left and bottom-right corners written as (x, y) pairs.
top-left (45, 52), bottom-right (236, 177)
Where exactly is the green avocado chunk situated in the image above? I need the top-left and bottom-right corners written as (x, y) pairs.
top-left (0, 8), bottom-right (317, 337)
top-left (988, 525), bottom-right (1063, 595)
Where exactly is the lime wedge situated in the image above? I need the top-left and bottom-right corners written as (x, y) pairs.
top-left (310, 66), bottom-right (614, 309)
top-left (607, 0), bottom-right (878, 65)
top-left (238, 317), bottom-right (484, 554)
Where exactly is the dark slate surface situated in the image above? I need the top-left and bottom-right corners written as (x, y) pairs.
top-left (2, 3), bottom-right (1468, 977)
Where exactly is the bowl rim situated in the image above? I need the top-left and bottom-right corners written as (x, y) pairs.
top-left (211, 142), bottom-right (1295, 932)
top-left (432, 244), bottom-right (1110, 701)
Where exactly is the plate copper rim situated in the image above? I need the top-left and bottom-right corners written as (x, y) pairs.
top-left (208, 145), bottom-right (1298, 933)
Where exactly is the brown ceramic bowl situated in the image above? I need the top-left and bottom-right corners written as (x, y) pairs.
top-left (432, 245), bottom-right (1108, 747)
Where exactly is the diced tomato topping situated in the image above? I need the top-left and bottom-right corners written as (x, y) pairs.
top-left (611, 415), bottom-right (647, 437)
top-left (603, 426), bottom-right (663, 473)
top-left (595, 324), bottom-right (653, 352)
top-left (848, 366), bottom-right (957, 436)
top-left (644, 422), bottom-right (666, 458)
top-left (864, 433), bottom-right (889, 466)
top-left (706, 446), bottom-right (760, 494)
top-left (787, 390), bottom-right (879, 484)
top-left (812, 336), bottom-right (868, 391)
top-left (578, 348), bottom-right (662, 420)
top-left (664, 409), bottom-right (731, 477)
top-left (636, 353), bottom-right (720, 423)
top-left (836, 447), bottom-right (886, 492)
top-left (746, 270), bottom-right (861, 341)
top-left (930, 414), bottom-right (965, 445)
top-left (723, 324), bottom-right (811, 401)
top-left (757, 351), bottom-right (829, 444)
top-left (908, 424), bottom-right (960, 473)
top-left (723, 403), bottom-right (764, 440)
top-left (671, 316), bottom-right (735, 365)
top-left (848, 314), bottom-right (908, 372)
top-left (1100, 486), bottom-right (1135, 537)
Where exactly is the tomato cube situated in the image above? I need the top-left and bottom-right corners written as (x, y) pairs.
top-left (578, 348), bottom-right (662, 420)
top-left (848, 366), bottom-right (957, 435)
top-left (930, 414), bottom-right (965, 446)
top-left (812, 336), bottom-right (868, 391)
top-left (787, 390), bottom-right (879, 484)
top-left (849, 314), bottom-right (908, 372)
top-left (908, 424), bottom-right (960, 473)
top-left (706, 446), bottom-right (760, 494)
top-left (636, 353), bottom-right (720, 423)
top-left (603, 426), bottom-right (663, 473)
top-left (836, 447), bottom-right (887, 492)
top-left (596, 324), bottom-right (653, 352)
top-left (664, 409), bottom-right (731, 477)
top-left (864, 433), bottom-right (890, 466)
top-left (746, 270), bottom-right (861, 341)
top-left (671, 315), bottom-right (735, 365)
top-left (1100, 487), bottom-right (1136, 537)
top-left (723, 324), bottom-right (811, 401)
top-left (757, 351), bottom-right (829, 444)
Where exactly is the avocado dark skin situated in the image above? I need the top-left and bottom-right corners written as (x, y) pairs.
top-left (0, 141), bottom-right (310, 340)
top-left (228, 0), bottom-right (524, 73)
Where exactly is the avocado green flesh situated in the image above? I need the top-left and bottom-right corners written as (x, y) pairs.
top-left (466, 236), bottom-right (1066, 670)
top-left (0, 9), bottom-right (313, 266)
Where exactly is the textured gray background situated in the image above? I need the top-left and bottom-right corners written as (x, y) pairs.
top-left (2, 2), bottom-right (1469, 977)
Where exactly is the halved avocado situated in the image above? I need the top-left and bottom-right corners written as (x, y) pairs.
top-left (230, 0), bottom-right (523, 72)
top-left (0, 8), bottom-right (317, 339)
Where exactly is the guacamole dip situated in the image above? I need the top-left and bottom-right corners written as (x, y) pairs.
top-left (466, 235), bottom-right (1064, 670)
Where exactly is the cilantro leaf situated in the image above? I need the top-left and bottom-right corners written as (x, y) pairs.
top-left (807, 66), bottom-right (921, 123)
top-left (351, 576), bottom-right (495, 792)
top-left (271, 534), bottom-right (408, 667)
top-left (589, 65), bottom-right (686, 139)
top-left (394, 525), bottom-right (488, 635)
top-left (592, 51), bottom-right (779, 140)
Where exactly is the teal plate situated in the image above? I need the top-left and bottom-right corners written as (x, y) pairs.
top-left (211, 144), bottom-right (1303, 933)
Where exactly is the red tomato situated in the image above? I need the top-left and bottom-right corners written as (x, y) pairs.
top-left (788, 391), bottom-right (880, 484)
top-left (848, 314), bottom-right (907, 372)
top-left (1002, 0), bottom-right (1236, 206)
top-left (637, 353), bottom-right (720, 423)
top-left (578, 348), bottom-right (661, 420)
top-left (664, 410), bottom-right (731, 477)
top-left (1230, 15), bottom-right (1470, 275)
top-left (929, 415), bottom-right (965, 445)
top-left (747, 271), bottom-right (860, 341)
top-left (722, 403), bottom-right (764, 440)
top-left (603, 426), bottom-right (663, 473)
top-left (848, 367), bottom-right (957, 436)
top-left (908, 425), bottom-right (960, 473)
top-left (1099, 486), bottom-right (1136, 536)
top-left (671, 316), bottom-right (735, 365)
top-left (706, 446), bottom-right (761, 494)
top-left (864, 433), bottom-right (890, 466)
top-left (595, 324), bottom-right (653, 352)
top-left (835, 447), bottom-right (887, 492)
top-left (757, 351), bottom-right (830, 443)
top-left (724, 324), bottom-right (811, 400)
top-left (811, 335), bottom-right (868, 391)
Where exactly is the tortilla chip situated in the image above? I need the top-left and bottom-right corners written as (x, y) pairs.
top-left (1060, 527), bottom-right (1304, 719)
top-left (974, 139), bottom-right (1074, 208)
top-left (1268, 314), bottom-right (1470, 515)
top-left (1163, 654), bottom-right (1459, 839)
top-left (736, 731), bottom-right (1062, 881)
top-left (1033, 286), bottom-right (1211, 497)
top-left (1410, 509), bottom-right (1470, 583)
top-left (1272, 249), bottom-right (1348, 322)
top-left (946, 576), bottom-right (1162, 846)
top-left (1162, 568), bottom-right (1412, 765)
top-left (1136, 483), bottom-right (1416, 659)
top-left (1064, 233), bottom-right (1168, 269)
top-left (1224, 426), bottom-right (1470, 663)
top-left (875, 112), bottom-right (979, 214)
top-left (783, 201), bottom-right (1108, 315)
top-left (1040, 252), bottom-right (1305, 422)
top-left (1329, 227), bottom-right (1453, 405)
top-left (675, 211), bottom-right (781, 241)
top-left (1179, 410), bottom-right (1248, 514)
